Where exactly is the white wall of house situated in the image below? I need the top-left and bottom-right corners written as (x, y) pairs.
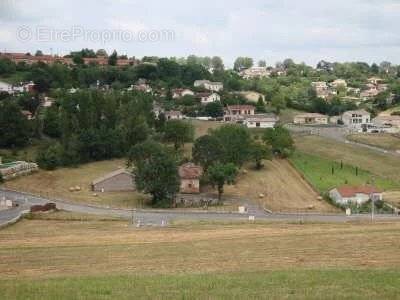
top-left (329, 189), bottom-right (382, 205)
top-left (201, 93), bottom-right (220, 104)
top-left (245, 120), bottom-right (276, 128)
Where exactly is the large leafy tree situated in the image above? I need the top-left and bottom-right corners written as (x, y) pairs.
top-left (163, 120), bottom-right (194, 151)
top-left (0, 100), bottom-right (31, 148)
top-left (210, 124), bottom-right (252, 167)
top-left (263, 126), bottom-right (295, 158)
top-left (208, 163), bottom-right (238, 201)
top-left (192, 135), bottom-right (223, 172)
top-left (249, 142), bottom-right (272, 170)
top-left (129, 140), bottom-right (179, 206)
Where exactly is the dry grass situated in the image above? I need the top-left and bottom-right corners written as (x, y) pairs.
top-left (4, 159), bottom-right (149, 208)
top-left (224, 159), bottom-right (338, 213)
top-left (1, 217), bottom-right (400, 280)
top-left (347, 133), bottom-right (400, 151)
top-left (186, 119), bottom-right (223, 139)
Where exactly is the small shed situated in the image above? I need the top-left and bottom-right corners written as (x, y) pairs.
top-left (179, 163), bottom-right (203, 194)
top-left (91, 169), bottom-right (135, 192)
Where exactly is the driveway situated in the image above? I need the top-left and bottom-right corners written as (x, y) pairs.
top-left (0, 188), bottom-right (399, 227)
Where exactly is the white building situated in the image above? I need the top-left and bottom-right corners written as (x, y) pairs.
top-left (244, 113), bottom-right (279, 128)
top-left (194, 80), bottom-right (223, 92)
top-left (329, 186), bottom-right (383, 206)
top-left (196, 92), bottom-right (221, 105)
top-left (239, 67), bottom-right (271, 79)
top-left (0, 81), bottom-right (12, 93)
top-left (341, 110), bottom-right (371, 132)
top-left (172, 88), bottom-right (195, 99)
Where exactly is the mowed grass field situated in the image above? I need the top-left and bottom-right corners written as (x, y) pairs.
top-left (224, 160), bottom-right (338, 213)
top-left (1, 214), bottom-right (400, 299)
top-left (3, 159), bottom-right (149, 208)
top-left (294, 135), bottom-right (400, 182)
top-left (290, 151), bottom-right (400, 194)
top-left (347, 133), bottom-right (400, 151)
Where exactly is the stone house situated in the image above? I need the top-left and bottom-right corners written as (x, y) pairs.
top-left (178, 163), bottom-right (203, 194)
top-left (223, 105), bottom-right (255, 122)
top-left (91, 169), bottom-right (135, 192)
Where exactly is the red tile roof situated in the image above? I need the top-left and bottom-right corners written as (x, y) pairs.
top-left (337, 186), bottom-right (381, 198)
top-left (179, 163), bottom-right (203, 180)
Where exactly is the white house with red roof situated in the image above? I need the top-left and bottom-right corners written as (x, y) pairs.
top-left (329, 186), bottom-right (383, 205)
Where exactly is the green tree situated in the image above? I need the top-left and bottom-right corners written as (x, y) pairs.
top-left (192, 135), bottom-right (223, 171)
top-left (35, 50), bottom-right (43, 56)
top-left (211, 124), bottom-right (252, 167)
top-left (204, 101), bottom-right (224, 118)
top-left (234, 57), bottom-right (253, 71)
top-left (263, 126), bottom-right (295, 158)
top-left (211, 56), bottom-right (224, 72)
top-left (249, 142), bottom-right (272, 170)
top-left (36, 143), bottom-right (63, 170)
top-left (255, 96), bottom-right (266, 113)
top-left (0, 100), bottom-right (31, 148)
top-left (163, 120), bottom-right (194, 151)
top-left (108, 50), bottom-right (118, 66)
top-left (43, 107), bottom-right (61, 138)
top-left (208, 163), bottom-right (238, 201)
top-left (258, 60), bottom-right (267, 67)
top-left (129, 140), bottom-right (179, 206)
top-left (271, 93), bottom-right (286, 114)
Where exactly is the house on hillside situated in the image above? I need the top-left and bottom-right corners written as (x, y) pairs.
top-left (368, 77), bottom-right (384, 85)
top-left (194, 80), bottom-right (223, 92)
top-left (223, 105), bottom-right (255, 122)
top-left (21, 110), bottom-right (33, 120)
top-left (330, 79), bottom-right (347, 89)
top-left (196, 92), bottom-right (221, 105)
top-left (91, 169), bottom-right (135, 192)
top-left (311, 81), bottom-right (330, 99)
top-left (329, 186), bottom-right (383, 206)
top-left (179, 163), bottom-right (203, 194)
top-left (293, 113), bottom-right (328, 125)
top-left (239, 67), bottom-right (271, 79)
top-left (172, 88), bottom-right (195, 99)
top-left (244, 113), bottom-right (279, 128)
top-left (165, 110), bottom-right (183, 120)
top-left (341, 110), bottom-right (371, 132)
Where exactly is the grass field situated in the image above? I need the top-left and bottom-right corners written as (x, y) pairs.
top-left (3, 159), bottom-right (149, 208)
top-left (224, 159), bottom-right (337, 213)
top-left (290, 151), bottom-right (400, 193)
top-left (1, 214), bottom-right (400, 299)
top-left (347, 133), bottom-right (400, 151)
top-left (294, 135), bottom-right (400, 183)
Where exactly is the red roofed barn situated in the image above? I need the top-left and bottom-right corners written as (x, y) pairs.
top-left (179, 163), bottom-right (203, 194)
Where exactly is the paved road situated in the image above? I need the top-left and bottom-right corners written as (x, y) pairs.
top-left (0, 189), bottom-right (399, 227)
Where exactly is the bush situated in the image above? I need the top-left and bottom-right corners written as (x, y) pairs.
top-left (36, 143), bottom-right (63, 170)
